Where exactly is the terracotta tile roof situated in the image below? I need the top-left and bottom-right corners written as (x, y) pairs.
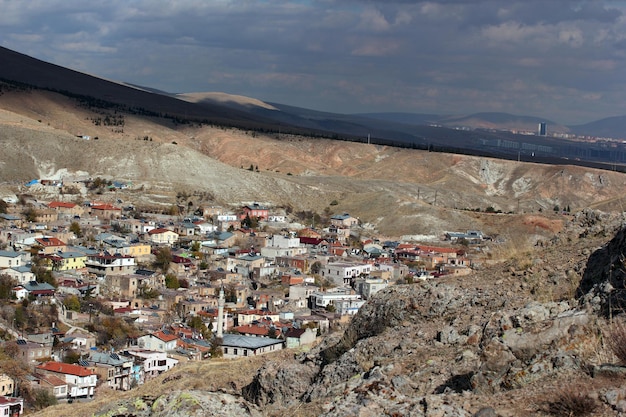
top-left (148, 228), bottom-right (173, 235)
top-left (36, 361), bottom-right (95, 377)
top-left (153, 330), bottom-right (179, 342)
top-left (91, 203), bottom-right (121, 211)
top-left (48, 201), bottom-right (76, 209)
top-left (35, 237), bottom-right (66, 247)
top-left (234, 324), bottom-right (281, 337)
top-left (36, 373), bottom-right (67, 387)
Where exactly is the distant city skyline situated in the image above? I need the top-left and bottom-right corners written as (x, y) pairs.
top-left (1, 0), bottom-right (625, 125)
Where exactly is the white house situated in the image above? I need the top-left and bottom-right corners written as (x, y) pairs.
top-left (2, 265), bottom-right (34, 285)
top-left (260, 234), bottom-right (307, 260)
top-left (123, 349), bottom-right (178, 380)
top-left (85, 253), bottom-right (136, 277)
top-left (320, 262), bottom-right (372, 286)
top-left (309, 288), bottom-right (363, 314)
top-left (147, 228), bottom-right (179, 246)
top-left (354, 277), bottom-right (390, 300)
top-left (0, 396), bottom-right (22, 416)
top-left (220, 334), bottom-right (284, 358)
top-left (35, 361), bottom-right (97, 400)
top-left (194, 221), bottom-right (217, 235)
top-left (137, 331), bottom-right (179, 352)
top-left (0, 250), bottom-right (23, 269)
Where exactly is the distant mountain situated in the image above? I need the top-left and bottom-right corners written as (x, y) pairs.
top-left (438, 112), bottom-right (566, 132)
top-left (1, 45), bottom-right (626, 168)
top-left (569, 115), bottom-right (626, 139)
top-left (0, 46), bottom-right (275, 128)
top-left (356, 111), bottom-right (570, 134)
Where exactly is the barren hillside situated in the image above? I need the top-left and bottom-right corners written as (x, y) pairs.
top-left (2, 88), bottom-right (626, 239)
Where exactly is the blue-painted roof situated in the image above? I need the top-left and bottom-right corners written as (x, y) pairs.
top-left (22, 282), bottom-right (56, 291)
top-left (0, 250), bottom-right (21, 258)
top-left (331, 213), bottom-right (352, 220)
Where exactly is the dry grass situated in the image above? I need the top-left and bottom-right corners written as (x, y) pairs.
top-left (607, 319), bottom-right (626, 365)
top-left (545, 384), bottom-right (598, 417)
top-left (28, 352), bottom-right (294, 417)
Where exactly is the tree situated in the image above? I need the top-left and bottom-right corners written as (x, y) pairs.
top-left (242, 213), bottom-right (252, 228)
top-left (188, 316), bottom-right (211, 339)
top-left (22, 206), bottom-right (38, 222)
top-left (165, 274), bottom-right (180, 289)
top-left (63, 349), bottom-right (81, 364)
top-left (139, 284), bottom-right (160, 299)
top-left (310, 261), bottom-right (322, 275)
top-left (209, 337), bottom-right (223, 358)
top-left (31, 264), bottom-right (57, 287)
top-left (63, 295), bottom-right (81, 312)
top-left (153, 247), bottom-right (172, 272)
top-left (0, 275), bottom-right (16, 300)
top-left (225, 283), bottom-right (237, 303)
top-left (267, 327), bottom-right (278, 339)
top-left (33, 388), bottom-right (58, 409)
top-left (13, 306), bottom-right (26, 330)
top-left (69, 221), bottom-right (82, 238)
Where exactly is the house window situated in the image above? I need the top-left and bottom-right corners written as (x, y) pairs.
top-left (223, 348), bottom-right (228, 354)
top-left (243, 350), bottom-right (248, 356)
top-left (234, 349), bottom-right (238, 355)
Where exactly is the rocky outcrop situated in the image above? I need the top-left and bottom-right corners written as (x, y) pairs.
top-left (242, 360), bottom-right (319, 407)
top-left (93, 391), bottom-right (262, 417)
top-left (578, 218), bottom-right (626, 316)
top-left (472, 306), bottom-right (593, 393)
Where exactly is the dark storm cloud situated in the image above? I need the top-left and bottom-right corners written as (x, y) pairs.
top-left (0, 0), bottom-right (625, 124)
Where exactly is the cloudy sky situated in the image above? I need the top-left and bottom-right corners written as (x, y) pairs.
top-left (1, 0), bottom-right (625, 124)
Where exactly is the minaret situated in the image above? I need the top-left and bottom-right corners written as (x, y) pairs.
top-left (217, 283), bottom-right (225, 338)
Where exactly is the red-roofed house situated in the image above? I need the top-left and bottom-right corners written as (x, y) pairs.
top-left (35, 361), bottom-right (97, 400)
top-left (233, 323), bottom-right (281, 338)
top-left (0, 396), bottom-right (23, 416)
top-left (90, 203), bottom-right (122, 219)
top-left (34, 237), bottom-right (67, 254)
top-left (137, 331), bottom-right (179, 352)
top-left (48, 201), bottom-right (84, 218)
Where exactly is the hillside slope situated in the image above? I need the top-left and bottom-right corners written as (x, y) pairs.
top-left (27, 210), bottom-right (626, 417)
top-left (2, 88), bottom-right (626, 238)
